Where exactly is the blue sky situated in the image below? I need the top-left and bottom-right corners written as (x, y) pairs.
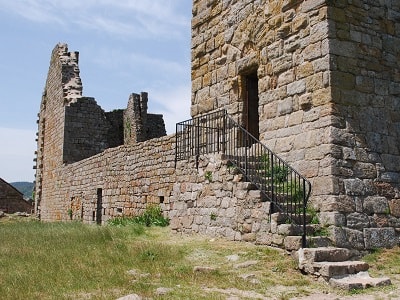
top-left (0, 0), bottom-right (192, 182)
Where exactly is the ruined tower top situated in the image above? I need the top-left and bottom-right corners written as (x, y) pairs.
top-left (51, 43), bottom-right (83, 105)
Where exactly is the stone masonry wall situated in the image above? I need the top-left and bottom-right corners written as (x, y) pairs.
top-left (191, 0), bottom-right (333, 194)
top-left (35, 1), bottom-right (400, 251)
top-left (38, 135), bottom-right (176, 222)
top-left (171, 154), bottom-right (272, 243)
top-left (35, 44), bottom-right (81, 215)
top-left (63, 97), bottom-right (116, 164)
top-left (320, 0), bottom-right (400, 249)
top-left (191, 0), bottom-right (400, 249)
top-left (35, 44), bottom-right (167, 218)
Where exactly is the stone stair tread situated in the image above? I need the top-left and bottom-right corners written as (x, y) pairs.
top-left (299, 247), bottom-right (353, 263)
top-left (329, 271), bottom-right (391, 290)
top-left (313, 261), bottom-right (369, 277)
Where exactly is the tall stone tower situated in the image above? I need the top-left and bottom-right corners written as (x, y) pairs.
top-left (191, 0), bottom-right (400, 249)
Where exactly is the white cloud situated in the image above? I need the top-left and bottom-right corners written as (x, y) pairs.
top-left (148, 85), bottom-right (191, 135)
top-left (0, 0), bottom-right (190, 39)
top-left (0, 128), bottom-right (36, 182)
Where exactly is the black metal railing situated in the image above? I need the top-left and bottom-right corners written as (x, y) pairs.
top-left (175, 109), bottom-right (311, 247)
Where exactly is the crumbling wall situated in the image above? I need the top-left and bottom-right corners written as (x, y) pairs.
top-left (35, 44), bottom-right (167, 219)
top-left (63, 97), bottom-right (115, 163)
top-left (123, 93), bottom-right (166, 144)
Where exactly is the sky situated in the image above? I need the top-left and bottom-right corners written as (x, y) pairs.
top-left (0, 0), bottom-right (192, 183)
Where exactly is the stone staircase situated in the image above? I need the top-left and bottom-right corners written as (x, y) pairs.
top-left (297, 247), bottom-right (391, 290)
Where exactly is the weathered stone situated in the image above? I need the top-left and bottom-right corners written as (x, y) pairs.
top-left (346, 213), bottom-right (370, 231)
top-left (388, 199), bottom-right (400, 217)
top-left (1, 179), bottom-right (33, 214)
top-left (284, 236), bottom-right (303, 251)
top-left (364, 196), bottom-right (389, 215)
top-left (364, 228), bottom-right (397, 249)
top-left (318, 212), bottom-right (345, 226)
top-left (234, 260), bottom-right (258, 269)
top-left (116, 294), bottom-right (142, 300)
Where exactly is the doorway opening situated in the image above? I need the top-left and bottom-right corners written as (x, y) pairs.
top-left (96, 188), bottom-right (103, 225)
top-left (243, 72), bottom-right (259, 142)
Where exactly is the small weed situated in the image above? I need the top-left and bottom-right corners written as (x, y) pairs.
top-left (67, 208), bottom-right (73, 220)
top-left (313, 226), bottom-right (329, 237)
top-left (205, 171), bottom-right (213, 182)
top-left (210, 212), bottom-right (217, 221)
top-left (306, 207), bottom-right (319, 225)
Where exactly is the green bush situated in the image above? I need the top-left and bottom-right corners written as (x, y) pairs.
top-left (108, 204), bottom-right (169, 227)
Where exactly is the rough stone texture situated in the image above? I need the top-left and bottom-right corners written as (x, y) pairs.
top-left (329, 272), bottom-right (391, 290)
top-left (298, 248), bottom-right (391, 291)
top-left (0, 178), bottom-right (33, 214)
top-left (34, 44), bottom-right (166, 220)
top-left (190, 0), bottom-right (400, 249)
top-left (363, 228), bottom-right (398, 249)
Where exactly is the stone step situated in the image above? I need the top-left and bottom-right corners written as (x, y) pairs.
top-left (298, 247), bottom-right (354, 263)
top-left (297, 247), bottom-right (391, 291)
top-left (329, 271), bottom-right (391, 290)
top-left (313, 261), bottom-right (369, 278)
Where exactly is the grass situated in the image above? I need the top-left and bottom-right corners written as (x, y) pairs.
top-left (0, 217), bottom-right (399, 299)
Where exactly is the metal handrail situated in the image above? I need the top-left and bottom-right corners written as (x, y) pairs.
top-left (175, 109), bottom-right (311, 247)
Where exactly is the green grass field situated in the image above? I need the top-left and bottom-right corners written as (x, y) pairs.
top-left (0, 217), bottom-right (398, 299)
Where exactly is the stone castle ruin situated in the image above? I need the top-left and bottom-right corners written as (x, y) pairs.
top-left (34, 0), bottom-right (400, 251)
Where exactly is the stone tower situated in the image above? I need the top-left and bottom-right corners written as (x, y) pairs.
top-left (191, 0), bottom-right (400, 249)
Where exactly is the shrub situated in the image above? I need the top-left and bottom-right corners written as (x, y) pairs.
top-left (108, 204), bottom-right (169, 227)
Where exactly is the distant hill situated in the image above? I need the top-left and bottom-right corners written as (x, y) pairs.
top-left (11, 182), bottom-right (34, 199)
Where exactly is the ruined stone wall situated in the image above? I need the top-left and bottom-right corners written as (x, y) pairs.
top-left (64, 97), bottom-right (116, 164)
top-left (105, 109), bottom-right (124, 148)
top-left (35, 44), bottom-right (82, 216)
top-left (35, 44), bottom-right (167, 218)
top-left (38, 135), bottom-right (176, 222)
top-left (123, 93), bottom-right (166, 144)
top-left (146, 114), bottom-right (167, 139)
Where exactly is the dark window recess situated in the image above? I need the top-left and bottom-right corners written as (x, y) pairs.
top-left (159, 196), bottom-right (165, 204)
top-left (117, 208), bottom-right (123, 213)
top-left (96, 188), bottom-right (103, 225)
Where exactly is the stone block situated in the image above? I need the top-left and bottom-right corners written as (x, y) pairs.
top-left (343, 178), bottom-right (368, 196)
top-left (389, 199), bottom-right (400, 217)
top-left (346, 213), bottom-right (370, 231)
top-left (277, 97), bottom-right (293, 115)
top-left (284, 236), bottom-right (303, 251)
top-left (364, 228), bottom-right (397, 249)
top-left (319, 212), bottom-right (346, 226)
top-left (370, 214), bottom-right (389, 228)
top-left (287, 80), bottom-right (306, 95)
top-left (364, 196), bottom-right (389, 215)
top-left (272, 234), bottom-right (284, 246)
top-left (318, 195), bottom-right (355, 213)
top-left (256, 232), bottom-right (273, 245)
top-left (242, 233), bottom-right (256, 242)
